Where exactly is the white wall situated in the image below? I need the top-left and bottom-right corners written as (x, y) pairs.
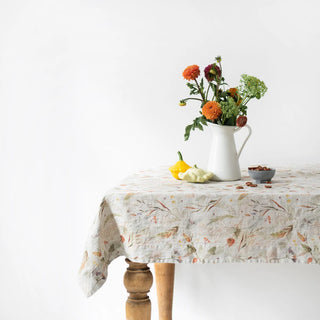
top-left (1, 0), bottom-right (320, 319)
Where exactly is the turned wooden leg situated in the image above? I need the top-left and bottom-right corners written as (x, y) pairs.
top-left (123, 259), bottom-right (153, 320)
top-left (154, 263), bottom-right (175, 320)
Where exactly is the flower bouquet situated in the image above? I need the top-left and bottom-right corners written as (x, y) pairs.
top-left (179, 56), bottom-right (268, 181)
top-left (180, 56), bottom-right (267, 141)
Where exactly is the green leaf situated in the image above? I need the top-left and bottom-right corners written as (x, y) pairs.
top-left (219, 91), bottom-right (227, 98)
top-left (208, 246), bottom-right (216, 255)
top-left (224, 116), bottom-right (237, 126)
top-left (190, 88), bottom-right (198, 95)
top-left (184, 125), bottom-right (192, 141)
top-left (210, 83), bottom-right (216, 92)
top-left (184, 117), bottom-right (208, 140)
top-left (186, 82), bottom-right (195, 89)
top-left (187, 82), bottom-right (200, 96)
top-left (200, 117), bottom-right (208, 125)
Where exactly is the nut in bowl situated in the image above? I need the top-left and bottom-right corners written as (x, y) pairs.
top-left (248, 166), bottom-right (276, 184)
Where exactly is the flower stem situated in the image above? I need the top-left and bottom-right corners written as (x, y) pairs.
top-left (205, 83), bottom-right (211, 101)
top-left (242, 95), bottom-right (251, 106)
top-left (215, 83), bottom-right (219, 101)
top-left (183, 97), bottom-right (203, 102)
top-left (215, 61), bottom-right (222, 102)
top-left (194, 79), bottom-right (206, 101)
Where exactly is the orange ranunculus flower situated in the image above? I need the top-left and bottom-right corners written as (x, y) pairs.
top-left (229, 87), bottom-right (238, 97)
top-left (202, 101), bottom-right (222, 121)
top-left (182, 65), bottom-right (200, 81)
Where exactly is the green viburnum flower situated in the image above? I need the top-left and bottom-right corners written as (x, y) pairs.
top-left (219, 97), bottom-right (239, 125)
top-left (238, 74), bottom-right (267, 104)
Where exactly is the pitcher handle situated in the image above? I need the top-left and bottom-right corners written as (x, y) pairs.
top-left (235, 124), bottom-right (252, 159)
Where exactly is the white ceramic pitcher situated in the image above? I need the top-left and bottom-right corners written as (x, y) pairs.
top-left (207, 123), bottom-right (252, 181)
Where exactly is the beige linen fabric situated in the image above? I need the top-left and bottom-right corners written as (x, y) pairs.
top-left (79, 166), bottom-right (320, 297)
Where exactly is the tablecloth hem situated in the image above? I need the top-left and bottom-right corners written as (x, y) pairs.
top-left (125, 255), bottom-right (317, 265)
top-left (78, 275), bottom-right (106, 298)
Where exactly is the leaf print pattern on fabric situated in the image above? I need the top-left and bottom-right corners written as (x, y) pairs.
top-left (158, 226), bottom-right (178, 238)
top-left (183, 233), bottom-right (192, 242)
top-left (297, 232), bottom-right (306, 242)
top-left (79, 251), bottom-right (88, 271)
top-left (301, 244), bottom-right (312, 253)
top-left (208, 215), bottom-right (235, 225)
top-left (78, 165), bottom-right (320, 297)
top-left (271, 225), bottom-right (293, 238)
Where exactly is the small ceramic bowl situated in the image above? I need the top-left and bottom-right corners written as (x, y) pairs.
top-left (248, 168), bottom-right (276, 184)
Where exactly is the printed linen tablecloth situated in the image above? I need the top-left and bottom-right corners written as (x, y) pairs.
top-left (79, 166), bottom-right (320, 297)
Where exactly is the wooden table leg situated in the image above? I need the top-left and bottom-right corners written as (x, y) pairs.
top-left (154, 263), bottom-right (175, 320)
top-left (123, 259), bottom-right (153, 320)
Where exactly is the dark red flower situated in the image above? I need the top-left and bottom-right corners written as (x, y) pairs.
top-left (204, 64), bottom-right (214, 81)
top-left (236, 116), bottom-right (247, 127)
top-left (204, 64), bottom-right (221, 82)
